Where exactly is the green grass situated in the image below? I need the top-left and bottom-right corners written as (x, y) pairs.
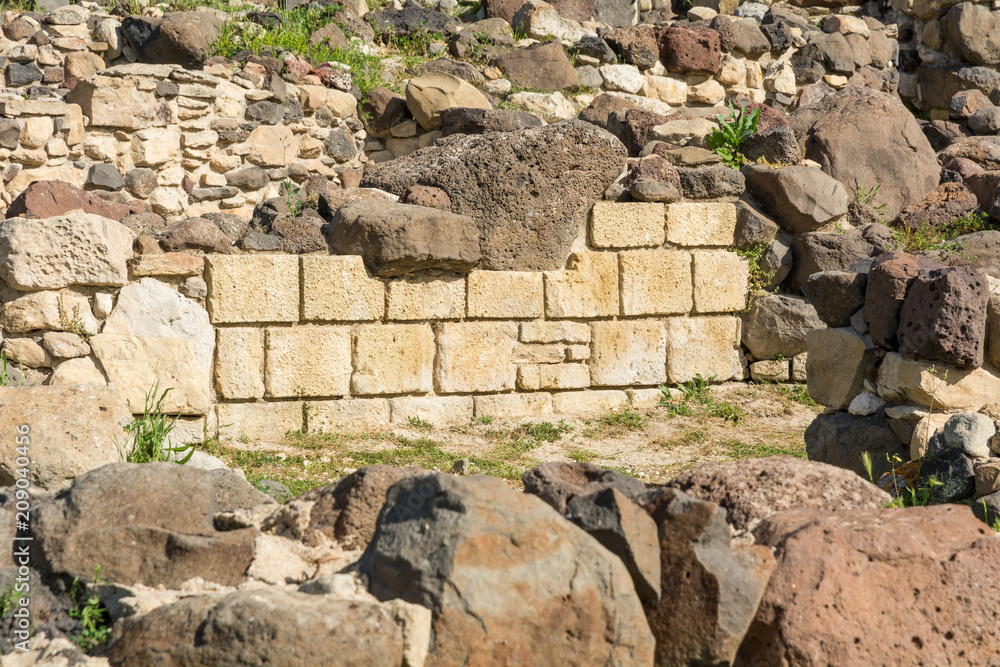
top-left (774, 383), bottom-right (816, 406)
top-left (407, 415), bottom-right (433, 431)
top-left (890, 211), bottom-right (988, 254)
top-left (659, 375), bottom-right (746, 424)
top-left (600, 409), bottom-right (648, 430)
top-left (118, 384), bottom-right (194, 464)
top-left (720, 439), bottom-right (805, 460)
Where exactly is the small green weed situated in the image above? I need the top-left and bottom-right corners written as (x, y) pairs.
top-left (775, 384), bottom-right (816, 406)
top-left (855, 172), bottom-right (887, 213)
top-left (705, 103), bottom-right (760, 168)
top-left (68, 566), bottom-right (111, 652)
top-left (407, 416), bottom-right (434, 431)
top-left (0, 584), bottom-right (15, 618)
top-left (473, 415), bottom-right (494, 425)
top-left (118, 383), bottom-right (193, 464)
top-left (600, 409), bottom-right (648, 430)
top-left (735, 243), bottom-right (775, 310)
top-left (721, 439), bottom-right (805, 460)
top-left (890, 211), bottom-right (988, 254)
top-left (520, 420), bottom-right (573, 442)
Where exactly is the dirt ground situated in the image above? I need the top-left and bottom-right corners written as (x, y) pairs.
top-left (202, 382), bottom-right (821, 498)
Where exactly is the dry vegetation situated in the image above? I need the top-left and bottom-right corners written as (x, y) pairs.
top-left (201, 382), bottom-right (820, 498)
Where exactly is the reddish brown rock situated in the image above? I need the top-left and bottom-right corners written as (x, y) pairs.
top-left (738, 100), bottom-right (791, 133)
top-left (32, 463), bottom-right (256, 588)
top-left (945, 156), bottom-right (986, 179)
top-left (359, 86), bottom-right (410, 140)
top-left (578, 93), bottom-right (643, 130)
top-left (360, 474), bottom-right (656, 666)
top-left (621, 155), bottom-right (682, 191)
top-left (401, 184), bottom-right (452, 210)
top-left (657, 26), bottom-right (721, 75)
top-left (621, 108), bottom-right (672, 156)
top-left (641, 488), bottom-right (775, 666)
top-left (604, 26), bottom-right (659, 70)
top-left (496, 40), bottom-right (579, 92)
top-left (865, 251), bottom-right (943, 349)
top-left (667, 456), bottom-right (890, 532)
top-left (897, 266), bottom-right (989, 369)
top-left (6, 180), bottom-right (131, 221)
top-left (155, 217), bottom-right (234, 254)
top-left (896, 182), bottom-right (978, 230)
top-left (739, 505), bottom-right (1000, 666)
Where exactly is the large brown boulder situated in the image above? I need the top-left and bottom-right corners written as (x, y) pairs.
top-left (667, 456), bottom-right (890, 532)
top-left (790, 87), bottom-right (940, 218)
top-left (897, 266), bottom-right (990, 369)
top-left (359, 474), bottom-right (656, 665)
top-left (738, 505), bottom-right (1000, 666)
top-left (326, 200), bottom-right (481, 277)
top-left (32, 463), bottom-right (256, 588)
top-left (742, 165), bottom-right (850, 235)
top-left (656, 26), bottom-right (721, 74)
top-left (640, 488), bottom-right (775, 666)
top-left (803, 412), bottom-right (908, 478)
top-left (6, 180), bottom-right (131, 221)
top-left (895, 182), bottom-right (978, 230)
top-left (865, 251), bottom-right (944, 349)
top-left (121, 12), bottom-right (223, 68)
top-left (496, 40), bottom-right (580, 91)
top-left (928, 230), bottom-right (1000, 279)
top-left (107, 590), bottom-right (404, 666)
top-left (360, 121), bottom-right (626, 271)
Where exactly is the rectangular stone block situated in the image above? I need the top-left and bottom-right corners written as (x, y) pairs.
top-left (265, 326), bottom-right (351, 398)
top-left (467, 270), bottom-right (543, 319)
top-left (620, 250), bottom-right (692, 316)
top-left (385, 275), bottom-right (464, 320)
top-left (566, 344), bottom-right (591, 361)
top-left (544, 252), bottom-right (619, 318)
top-left (218, 402), bottom-right (303, 442)
top-left (301, 255), bottom-right (384, 322)
top-left (590, 320), bottom-right (667, 386)
top-left (308, 399), bottom-right (391, 431)
top-left (520, 321), bottom-right (591, 344)
top-left (665, 317), bottom-right (742, 384)
top-left (474, 393), bottom-right (553, 419)
top-left (352, 323), bottom-right (434, 395)
top-left (590, 201), bottom-right (666, 248)
top-left (435, 322), bottom-right (518, 393)
top-left (215, 327), bottom-right (264, 400)
top-left (630, 388), bottom-right (664, 408)
top-left (389, 396), bottom-right (474, 426)
top-left (206, 255), bottom-right (299, 324)
top-left (665, 202), bottom-right (737, 246)
top-left (552, 390), bottom-right (629, 414)
top-left (512, 344), bottom-right (565, 364)
top-left (692, 250), bottom-right (748, 313)
top-left (518, 363), bottom-right (591, 390)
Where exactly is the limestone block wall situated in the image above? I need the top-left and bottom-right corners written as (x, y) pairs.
top-left (202, 200), bottom-right (748, 440)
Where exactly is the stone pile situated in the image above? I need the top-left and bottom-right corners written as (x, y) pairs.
top-left (802, 247), bottom-right (1000, 508)
top-left (4, 435), bottom-right (996, 666)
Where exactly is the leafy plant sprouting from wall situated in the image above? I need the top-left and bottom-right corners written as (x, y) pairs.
top-left (706, 103), bottom-right (760, 168)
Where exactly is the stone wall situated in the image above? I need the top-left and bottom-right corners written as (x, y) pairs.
top-left (0, 6), bottom-right (364, 220)
top-left (0, 200), bottom-right (747, 442)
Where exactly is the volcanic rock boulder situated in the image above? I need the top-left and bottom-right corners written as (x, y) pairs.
top-left (742, 165), bottom-right (850, 235)
top-left (107, 590), bottom-right (404, 666)
top-left (640, 488), bottom-right (775, 666)
top-left (361, 121), bottom-right (627, 270)
top-left (741, 292), bottom-right (825, 360)
top-left (566, 487), bottom-right (661, 602)
top-left (523, 460), bottom-right (647, 514)
top-left (739, 505), bottom-right (1000, 666)
top-left (666, 456), bottom-right (890, 532)
top-left (121, 12), bottom-right (223, 68)
top-left (865, 251), bottom-right (943, 349)
top-left (897, 266), bottom-right (990, 369)
top-left (790, 87), bottom-right (940, 218)
top-left (326, 200), bottom-right (481, 277)
top-left (359, 474), bottom-right (656, 665)
top-left (32, 463), bottom-right (256, 588)
top-left (804, 412), bottom-right (908, 478)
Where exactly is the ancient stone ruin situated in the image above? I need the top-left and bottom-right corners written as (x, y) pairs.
top-left (2, 0), bottom-right (1000, 664)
